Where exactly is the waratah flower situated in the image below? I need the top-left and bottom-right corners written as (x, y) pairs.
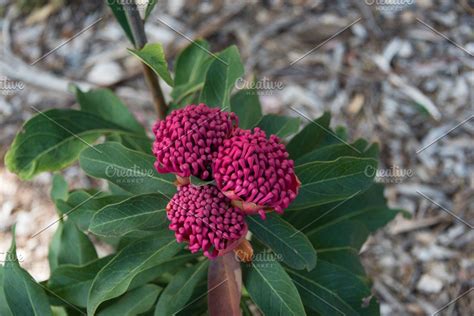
top-left (167, 184), bottom-right (248, 259)
top-left (212, 128), bottom-right (300, 218)
top-left (152, 104), bottom-right (238, 182)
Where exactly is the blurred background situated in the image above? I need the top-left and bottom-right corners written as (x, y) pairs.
top-left (0, 0), bottom-right (472, 315)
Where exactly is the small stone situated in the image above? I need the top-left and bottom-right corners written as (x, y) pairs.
top-left (416, 274), bottom-right (443, 293)
top-left (87, 62), bottom-right (123, 86)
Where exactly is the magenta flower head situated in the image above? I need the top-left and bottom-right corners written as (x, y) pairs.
top-left (166, 184), bottom-right (248, 259)
top-left (212, 128), bottom-right (300, 219)
top-left (152, 104), bottom-right (238, 182)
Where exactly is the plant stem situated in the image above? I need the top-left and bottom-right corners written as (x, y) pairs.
top-left (123, 2), bottom-right (167, 119)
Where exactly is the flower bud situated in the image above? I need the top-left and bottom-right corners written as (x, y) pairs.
top-left (212, 128), bottom-right (300, 218)
top-left (167, 184), bottom-right (248, 259)
top-left (152, 104), bottom-right (238, 181)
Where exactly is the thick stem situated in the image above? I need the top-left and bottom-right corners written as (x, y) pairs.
top-left (123, 2), bottom-right (167, 119)
top-left (208, 253), bottom-right (242, 316)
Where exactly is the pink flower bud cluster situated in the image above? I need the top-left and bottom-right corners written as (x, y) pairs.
top-left (154, 104), bottom-right (300, 258)
top-left (167, 184), bottom-right (247, 259)
top-left (152, 104), bottom-right (238, 180)
top-left (212, 128), bottom-right (300, 218)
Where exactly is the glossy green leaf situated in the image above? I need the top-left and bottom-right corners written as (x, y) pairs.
top-left (286, 112), bottom-right (331, 159)
top-left (76, 88), bottom-right (150, 156)
top-left (316, 247), bottom-right (366, 279)
top-left (50, 174), bottom-right (68, 203)
top-left (0, 266), bottom-right (13, 316)
top-left (247, 213), bottom-right (316, 271)
top-left (257, 115), bottom-right (300, 138)
top-left (48, 220), bottom-right (63, 272)
top-left (295, 139), bottom-right (377, 165)
top-left (87, 232), bottom-right (182, 315)
top-left (90, 193), bottom-right (169, 237)
top-left (128, 253), bottom-right (199, 287)
top-left (48, 256), bottom-right (112, 308)
top-left (289, 157), bottom-right (377, 210)
top-left (56, 190), bottom-right (127, 231)
top-left (243, 259), bottom-right (306, 316)
top-left (286, 184), bottom-right (401, 249)
top-left (154, 260), bottom-right (209, 315)
top-left (3, 228), bottom-right (52, 316)
top-left (76, 88), bottom-right (145, 135)
top-left (57, 219), bottom-right (97, 266)
top-left (5, 109), bottom-right (132, 180)
top-left (307, 220), bottom-right (370, 251)
top-left (97, 284), bottom-right (161, 316)
top-left (129, 43), bottom-right (174, 86)
top-left (174, 281), bottom-right (208, 316)
top-left (288, 252), bottom-right (379, 316)
top-left (172, 39), bottom-right (213, 107)
top-left (200, 45), bottom-right (244, 110)
top-left (107, 1), bottom-right (135, 45)
top-left (230, 88), bottom-right (263, 129)
top-left (79, 142), bottom-right (176, 195)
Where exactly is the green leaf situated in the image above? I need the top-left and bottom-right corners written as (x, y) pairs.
top-left (0, 267), bottom-right (13, 316)
top-left (286, 112), bottom-right (331, 159)
top-left (174, 40), bottom-right (210, 87)
top-left (247, 213), bottom-right (317, 271)
top-left (189, 175), bottom-right (215, 187)
top-left (316, 247), bottom-right (366, 279)
top-left (48, 220), bottom-right (63, 272)
top-left (129, 253), bottom-right (199, 287)
top-left (290, 157), bottom-right (377, 210)
top-left (256, 115), bottom-right (300, 138)
top-left (230, 88), bottom-right (263, 129)
top-left (295, 139), bottom-right (376, 165)
top-left (75, 87), bottom-right (145, 135)
top-left (56, 190), bottom-right (127, 231)
top-left (48, 256), bottom-right (112, 308)
top-left (3, 228), bottom-right (52, 316)
top-left (307, 220), bottom-right (370, 251)
top-left (79, 142), bottom-right (176, 195)
top-left (144, 0), bottom-right (158, 20)
top-left (288, 252), bottom-right (379, 316)
top-left (200, 45), bottom-right (244, 110)
top-left (286, 185), bottom-right (401, 250)
top-left (154, 260), bottom-right (209, 315)
top-left (57, 219), bottom-right (97, 266)
top-left (171, 39), bottom-right (213, 107)
top-left (87, 232), bottom-right (182, 315)
top-left (5, 109), bottom-right (132, 180)
top-left (129, 43), bottom-right (174, 86)
top-left (107, 1), bottom-right (135, 45)
top-left (50, 174), bottom-right (68, 203)
top-left (243, 259), bottom-right (306, 316)
top-left (89, 193), bottom-right (169, 237)
top-left (98, 284), bottom-right (162, 316)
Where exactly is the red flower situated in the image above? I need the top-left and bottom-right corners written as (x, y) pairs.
top-left (152, 104), bottom-right (238, 181)
top-left (212, 128), bottom-right (300, 219)
top-left (167, 184), bottom-right (248, 259)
